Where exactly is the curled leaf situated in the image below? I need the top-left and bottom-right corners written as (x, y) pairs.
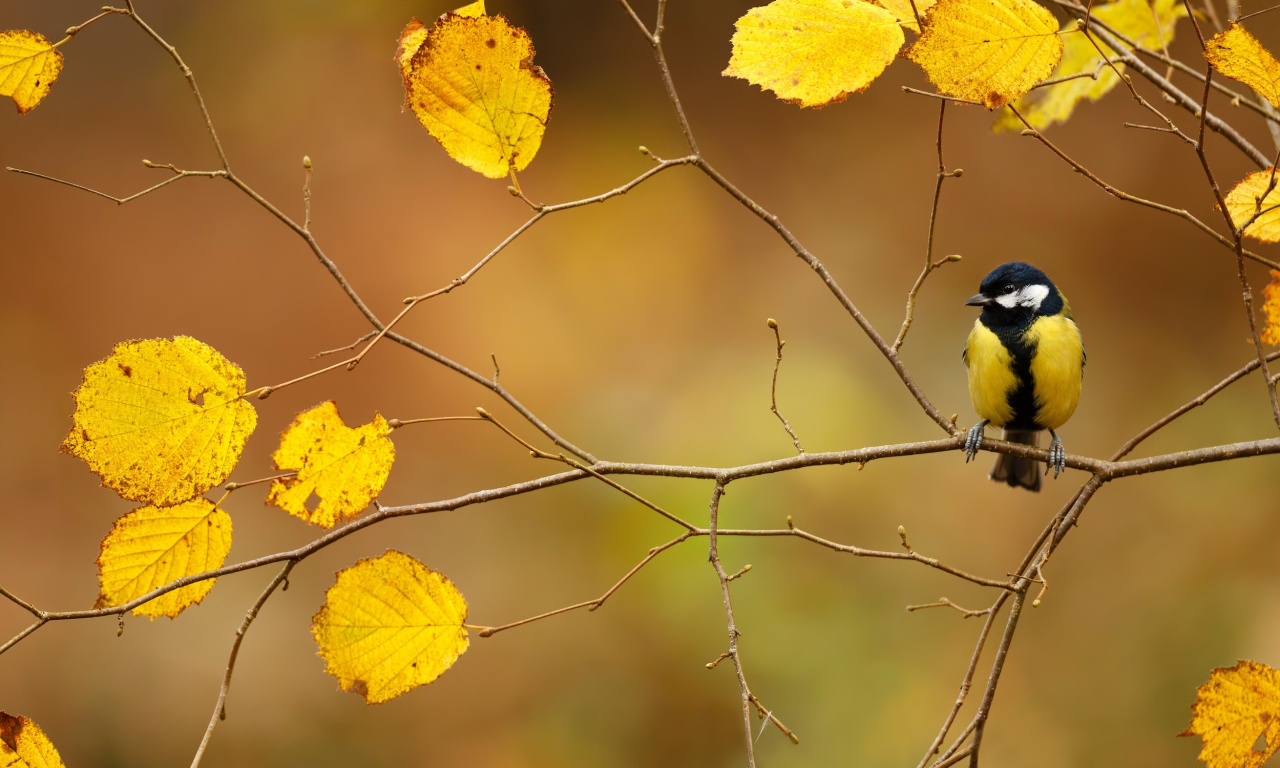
top-left (403, 12), bottom-right (553, 178)
top-left (312, 550), bottom-right (470, 704)
top-left (723, 0), bottom-right (905, 108)
top-left (1224, 169), bottom-right (1280, 243)
top-left (0, 30), bottom-right (64, 114)
top-left (1181, 660), bottom-right (1280, 768)
top-left (1262, 270), bottom-right (1280, 346)
top-left (994, 0), bottom-right (1185, 131)
top-left (96, 499), bottom-right (233, 619)
top-left (904, 0), bottom-right (1063, 109)
top-left (0, 712), bottom-right (65, 768)
top-left (267, 401), bottom-right (395, 529)
top-left (1205, 22), bottom-right (1280, 108)
top-left (61, 337), bottom-right (257, 507)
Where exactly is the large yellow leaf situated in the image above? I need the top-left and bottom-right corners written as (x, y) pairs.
top-left (266, 401), bottom-right (395, 529)
top-left (0, 30), bottom-right (63, 114)
top-left (0, 712), bottom-right (65, 768)
top-left (904, 0), bottom-right (1063, 108)
top-left (312, 550), bottom-right (469, 704)
top-left (722, 0), bottom-right (905, 108)
top-left (96, 499), bottom-right (233, 619)
top-left (1224, 169), bottom-right (1280, 243)
top-left (61, 337), bottom-right (257, 507)
top-left (994, 0), bottom-right (1185, 131)
top-left (1262, 271), bottom-right (1280, 345)
top-left (1205, 23), bottom-right (1280, 108)
top-left (403, 12), bottom-right (552, 178)
top-left (1181, 660), bottom-right (1280, 768)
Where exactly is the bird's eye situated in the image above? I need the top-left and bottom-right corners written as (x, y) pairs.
top-left (1002, 283), bottom-right (1016, 294)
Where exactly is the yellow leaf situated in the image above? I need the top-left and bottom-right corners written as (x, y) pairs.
top-left (61, 337), bottom-right (257, 507)
top-left (1181, 660), bottom-right (1280, 768)
top-left (1205, 22), bottom-right (1280, 108)
top-left (0, 30), bottom-right (64, 114)
top-left (266, 401), bottom-right (395, 529)
top-left (994, 0), bottom-right (1185, 131)
top-left (404, 13), bottom-right (553, 178)
top-left (875, 0), bottom-right (938, 32)
top-left (95, 499), bottom-right (232, 619)
top-left (1224, 169), bottom-right (1280, 243)
top-left (453, 0), bottom-right (487, 16)
top-left (723, 0), bottom-right (905, 108)
top-left (0, 712), bottom-right (65, 768)
top-left (312, 550), bottom-right (469, 704)
top-left (904, 0), bottom-right (1063, 109)
top-left (1262, 271), bottom-right (1280, 345)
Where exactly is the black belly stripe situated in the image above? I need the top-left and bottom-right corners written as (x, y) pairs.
top-left (983, 317), bottom-right (1042, 431)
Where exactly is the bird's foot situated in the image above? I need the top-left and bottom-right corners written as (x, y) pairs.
top-left (1046, 431), bottom-right (1066, 478)
top-left (964, 420), bottom-right (989, 463)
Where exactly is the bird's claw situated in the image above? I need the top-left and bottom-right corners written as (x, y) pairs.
top-left (1046, 433), bottom-right (1066, 478)
top-left (963, 420), bottom-right (988, 463)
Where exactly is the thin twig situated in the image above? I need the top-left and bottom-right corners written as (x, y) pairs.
top-left (766, 319), bottom-right (805, 454)
top-left (476, 533), bottom-right (693, 637)
top-left (189, 561), bottom-right (295, 768)
top-left (906, 598), bottom-right (992, 618)
top-left (707, 482), bottom-right (756, 768)
top-left (6, 166), bottom-right (225, 204)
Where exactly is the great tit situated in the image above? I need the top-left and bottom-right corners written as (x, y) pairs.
top-left (961, 262), bottom-right (1084, 491)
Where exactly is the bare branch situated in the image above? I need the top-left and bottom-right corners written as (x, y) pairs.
top-left (189, 561), bottom-right (295, 768)
top-left (6, 166), bottom-right (225, 204)
top-left (766, 319), bottom-right (806, 454)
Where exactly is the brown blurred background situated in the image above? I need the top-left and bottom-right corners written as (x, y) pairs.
top-left (2, 1), bottom-right (1279, 765)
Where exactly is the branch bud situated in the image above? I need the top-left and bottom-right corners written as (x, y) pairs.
top-left (476, 407), bottom-right (492, 419)
top-left (507, 185), bottom-right (519, 196)
top-left (302, 155), bottom-right (312, 169)
top-left (786, 515), bottom-right (794, 529)
top-left (767, 318), bottom-right (778, 329)
top-left (142, 159), bottom-right (153, 167)
top-left (404, 296), bottom-right (416, 305)
top-left (224, 482), bottom-right (239, 491)
top-left (1032, 598), bottom-right (1042, 607)
top-left (945, 254), bottom-right (962, 262)
top-left (346, 360), bottom-right (359, 371)
top-left (952, 168), bottom-right (963, 177)
top-left (257, 387), bottom-right (273, 400)
top-left (639, 146), bottom-right (650, 155)
top-left (898, 525), bottom-right (906, 536)
top-left (387, 418), bottom-right (402, 429)
top-left (1020, 129), bottom-right (1035, 136)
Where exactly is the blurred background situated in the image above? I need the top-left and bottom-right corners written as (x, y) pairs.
top-left (1, 1), bottom-right (1279, 765)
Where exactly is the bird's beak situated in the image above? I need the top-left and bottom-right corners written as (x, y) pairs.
top-left (965, 293), bottom-right (994, 307)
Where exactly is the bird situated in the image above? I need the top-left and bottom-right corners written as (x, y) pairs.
top-left (961, 262), bottom-right (1084, 491)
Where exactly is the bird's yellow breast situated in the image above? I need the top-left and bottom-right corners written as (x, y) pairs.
top-left (965, 320), bottom-right (1017, 426)
top-left (1024, 314), bottom-right (1084, 430)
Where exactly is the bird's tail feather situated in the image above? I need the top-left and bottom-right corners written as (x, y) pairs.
top-left (990, 429), bottom-right (1041, 492)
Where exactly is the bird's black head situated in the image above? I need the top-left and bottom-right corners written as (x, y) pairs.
top-left (965, 262), bottom-right (1063, 326)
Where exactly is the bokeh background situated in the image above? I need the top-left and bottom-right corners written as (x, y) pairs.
top-left (2, 1), bottom-right (1279, 766)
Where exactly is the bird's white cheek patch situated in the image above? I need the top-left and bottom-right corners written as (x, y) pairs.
top-left (996, 292), bottom-right (1019, 308)
top-left (1020, 284), bottom-right (1050, 309)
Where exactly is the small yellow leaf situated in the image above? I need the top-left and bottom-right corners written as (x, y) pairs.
top-left (1225, 169), bottom-right (1280, 242)
top-left (61, 337), bottom-right (257, 507)
top-left (994, 0), bottom-right (1185, 131)
top-left (96, 499), bottom-right (232, 619)
top-left (267, 401), bottom-right (395, 529)
top-left (1262, 271), bottom-right (1280, 345)
top-left (0, 712), bottom-right (65, 768)
top-left (904, 0), bottom-right (1064, 109)
top-left (875, 0), bottom-right (938, 32)
top-left (723, 0), bottom-right (905, 108)
top-left (453, 0), bottom-right (487, 16)
top-left (312, 550), bottom-right (469, 704)
top-left (395, 18), bottom-right (428, 85)
top-left (1181, 660), bottom-right (1280, 768)
top-left (404, 13), bottom-right (553, 178)
top-left (1205, 22), bottom-right (1280, 108)
top-left (0, 30), bottom-right (64, 114)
